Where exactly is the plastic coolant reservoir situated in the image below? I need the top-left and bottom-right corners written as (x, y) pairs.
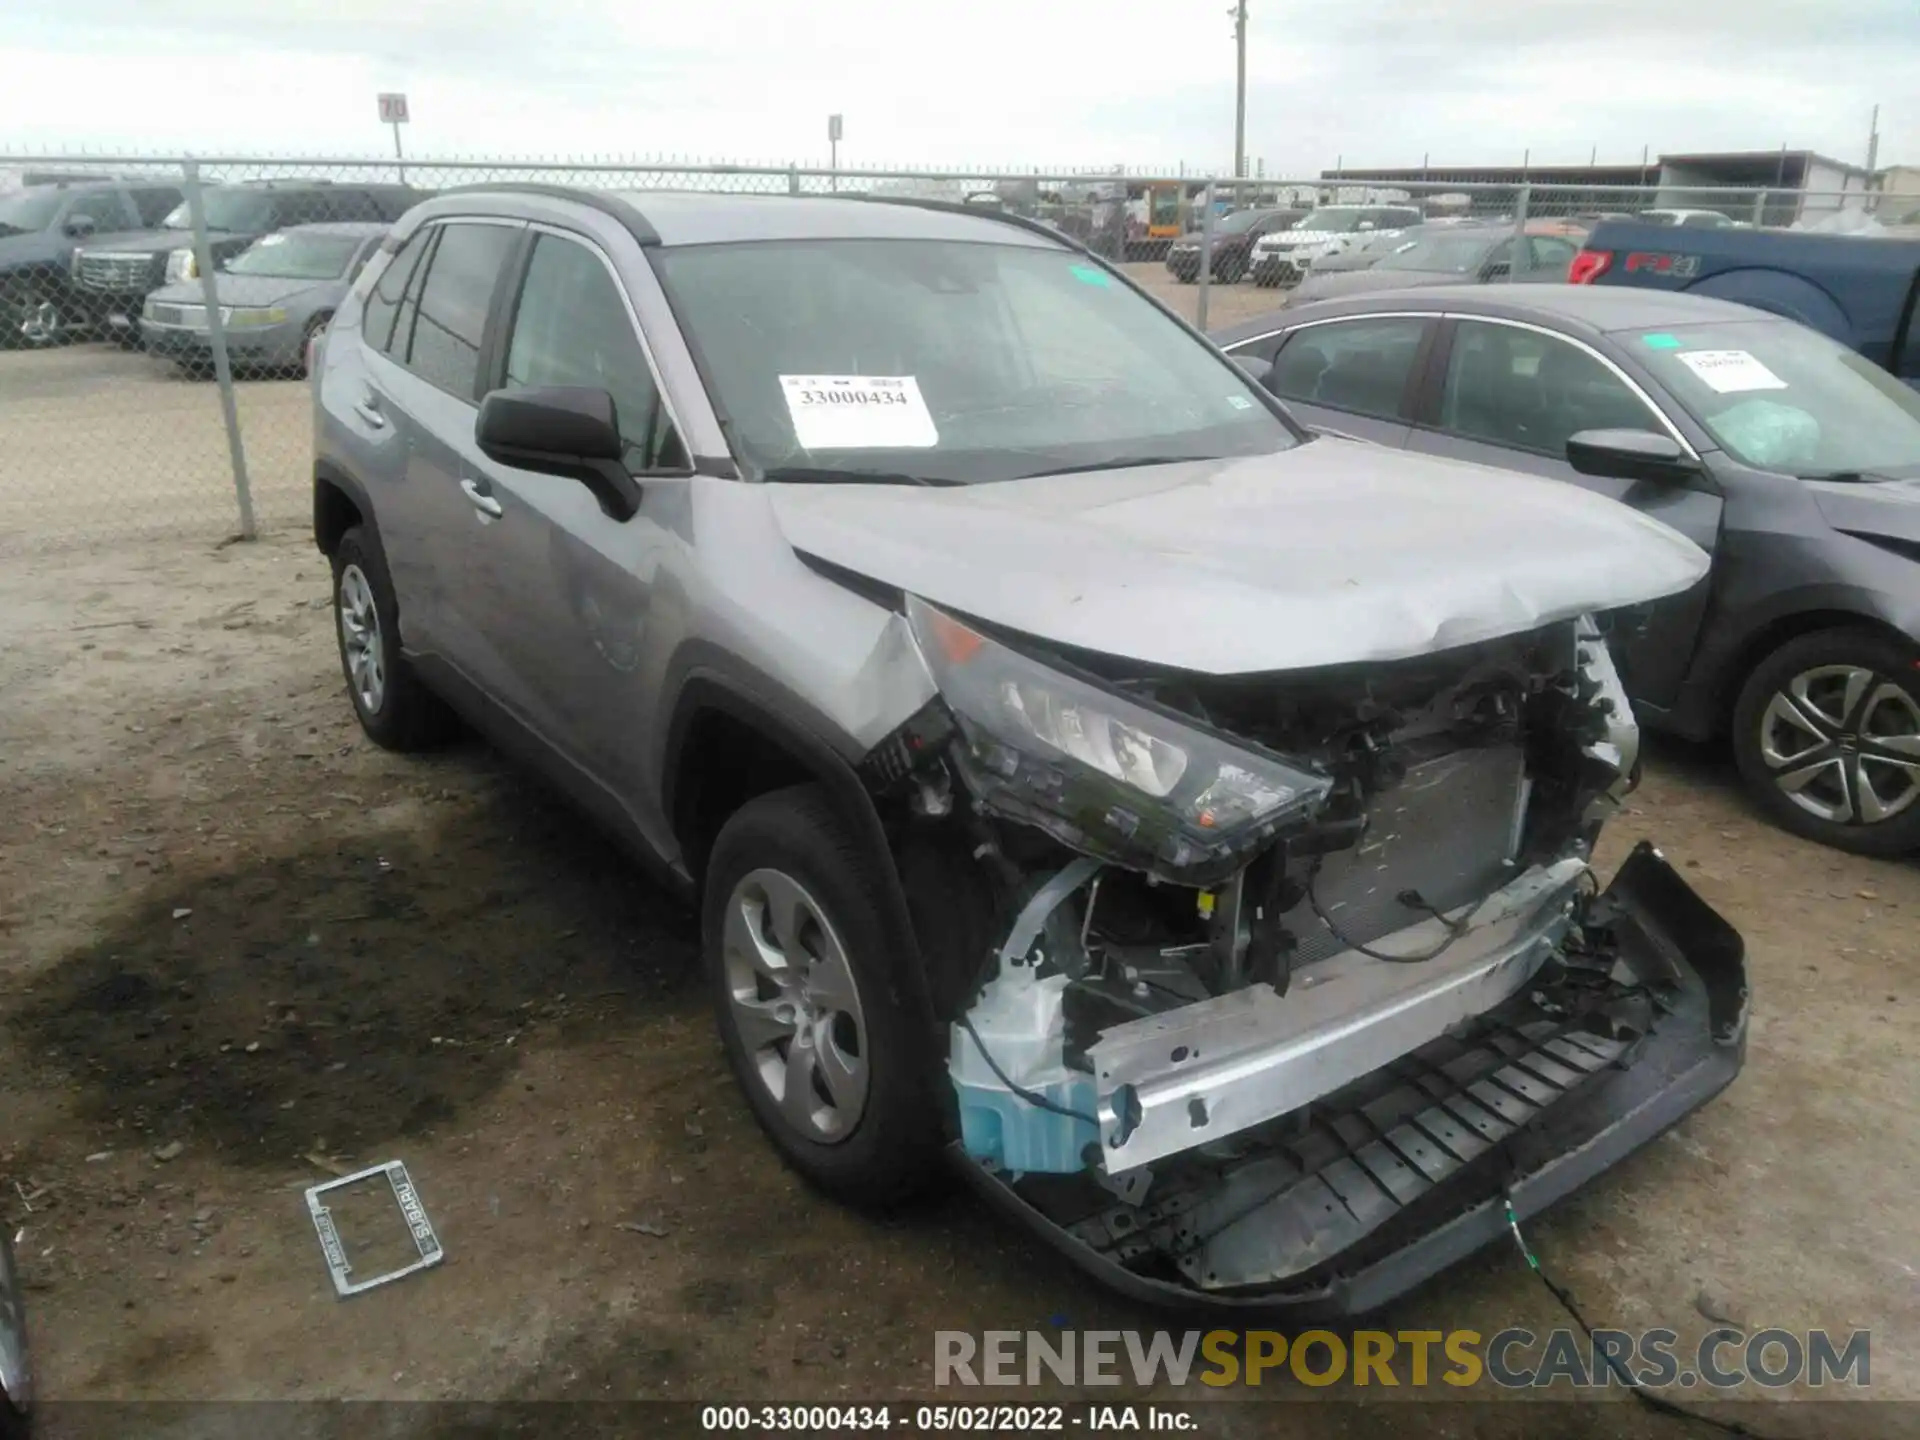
top-left (949, 966), bottom-right (1101, 1174)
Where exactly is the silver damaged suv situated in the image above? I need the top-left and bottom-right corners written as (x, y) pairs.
top-left (310, 186), bottom-right (1749, 1315)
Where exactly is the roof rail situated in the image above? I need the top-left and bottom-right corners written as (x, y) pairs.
top-left (433, 181), bottom-right (660, 245)
top-left (841, 192), bottom-right (1096, 257)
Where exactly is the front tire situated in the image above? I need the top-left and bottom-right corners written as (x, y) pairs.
top-left (703, 785), bottom-right (943, 1206)
top-left (330, 526), bottom-right (457, 752)
top-left (1732, 627), bottom-right (1920, 856)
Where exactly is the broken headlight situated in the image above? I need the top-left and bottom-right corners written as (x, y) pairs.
top-left (907, 595), bottom-right (1332, 881)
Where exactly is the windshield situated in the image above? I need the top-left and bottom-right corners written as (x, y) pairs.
top-left (225, 231), bottom-right (364, 280)
top-left (1213, 210), bottom-right (1263, 235)
top-left (161, 189), bottom-right (276, 233)
top-left (1294, 207), bottom-right (1366, 233)
top-left (651, 238), bottom-right (1297, 484)
top-left (1376, 232), bottom-right (1498, 272)
top-left (0, 188), bottom-right (64, 235)
top-left (1632, 321), bottom-right (1920, 477)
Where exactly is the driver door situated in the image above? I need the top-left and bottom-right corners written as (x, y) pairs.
top-left (458, 227), bottom-right (692, 842)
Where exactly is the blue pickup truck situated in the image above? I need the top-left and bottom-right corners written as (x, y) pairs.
top-left (1569, 220), bottom-right (1920, 387)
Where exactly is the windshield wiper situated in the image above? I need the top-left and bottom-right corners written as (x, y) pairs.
top-left (1798, 469), bottom-right (1900, 484)
top-left (1015, 455), bottom-right (1221, 480)
top-left (760, 465), bottom-right (959, 487)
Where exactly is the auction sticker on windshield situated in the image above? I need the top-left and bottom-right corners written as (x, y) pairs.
top-left (1675, 349), bottom-right (1788, 394)
top-left (780, 375), bottom-right (938, 449)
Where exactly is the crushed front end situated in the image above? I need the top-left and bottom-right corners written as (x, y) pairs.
top-left (867, 597), bottom-right (1747, 1315)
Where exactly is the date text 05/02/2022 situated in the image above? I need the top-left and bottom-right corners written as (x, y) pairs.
top-left (699, 1403), bottom-right (1199, 1432)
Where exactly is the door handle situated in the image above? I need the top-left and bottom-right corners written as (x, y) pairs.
top-left (461, 477), bottom-right (503, 518)
top-left (352, 398), bottom-right (386, 429)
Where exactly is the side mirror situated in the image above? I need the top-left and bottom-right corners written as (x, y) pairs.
top-left (63, 214), bottom-right (96, 239)
top-left (1566, 429), bottom-right (1699, 485)
top-left (475, 386), bottom-right (640, 520)
top-left (1232, 354), bottom-right (1273, 387)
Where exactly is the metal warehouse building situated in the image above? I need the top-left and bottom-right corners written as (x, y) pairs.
top-left (1322, 149), bottom-right (1877, 225)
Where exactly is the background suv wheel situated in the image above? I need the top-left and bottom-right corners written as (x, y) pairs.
top-left (1732, 627), bottom-right (1920, 856)
top-left (703, 785), bottom-right (943, 1206)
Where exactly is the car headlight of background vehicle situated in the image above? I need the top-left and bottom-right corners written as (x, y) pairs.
top-left (163, 247), bottom-right (198, 284)
top-left (906, 595), bottom-right (1332, 881)
top-left (225, 306), bottom-right (287, 327)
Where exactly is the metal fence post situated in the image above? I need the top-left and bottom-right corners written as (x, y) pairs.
top-left (1509, 182), bottom-right (1531, 283)
top-left (182, 159), bottom-right (256, 539)
top-left (1751, 188), bottom-right (1768, 226)
top-left (1196, 180), bottom-right (1217, 330)
top-left (788, 164), bottom-right (801, 196)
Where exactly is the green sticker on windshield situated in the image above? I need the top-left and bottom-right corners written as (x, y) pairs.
top-left (1642, 333), bottom-right (1683, 349)
top-left (1070, 263), bottom-right (1112, 287)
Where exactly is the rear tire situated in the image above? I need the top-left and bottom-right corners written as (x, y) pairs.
top-left (1731, 627), bottom-right (1920, 856)
top-left (703, 784), bottom-right (944, 1207)
top-left (330, 525), bottom-right (458, 752)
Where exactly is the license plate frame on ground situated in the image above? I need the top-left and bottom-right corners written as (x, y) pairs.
top-left (304, 1159), bottom-right (445, 1299)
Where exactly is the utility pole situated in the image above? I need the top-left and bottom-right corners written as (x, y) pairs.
top-left (1866, 102), bottom-right (1881, 175)
top-left (1230, 0), bottom-right (1248, 179)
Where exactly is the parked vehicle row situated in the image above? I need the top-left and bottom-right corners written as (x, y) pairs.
top-left (0, 175), bottom-right (422, 352)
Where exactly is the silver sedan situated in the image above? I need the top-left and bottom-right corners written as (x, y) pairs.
top-left (139, 221), bottom-right (388, 377)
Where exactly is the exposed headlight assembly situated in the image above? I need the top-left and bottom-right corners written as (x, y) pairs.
top-left (906, 595), bottom-right (1332, 882)
top-left (163, 247), bottom-right (198, 284)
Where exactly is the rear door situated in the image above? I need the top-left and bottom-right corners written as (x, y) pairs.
top-left (384, 219), bottom-right (525, 684)
top-left (1404, 315), bottom-right (1723, 704)
top-left (1257, 313), bottom-right (1434, 444)
top-left (355, 218), bottom-right (523, 669)
top-left (348, 224), bottom-right (437, 633)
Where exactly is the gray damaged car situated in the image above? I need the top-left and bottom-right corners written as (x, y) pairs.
top-left (310, 187), bottom-right (1748, 1314)
top-left (141, 222), bottom-right (387, 375)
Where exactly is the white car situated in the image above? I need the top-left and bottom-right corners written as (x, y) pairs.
top-left (1250, 204), bottom-right (1424, 286)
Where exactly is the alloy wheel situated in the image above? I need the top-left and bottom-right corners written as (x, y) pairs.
top-left (337, 563), bottom-right (387, 715)
top-left (1757, 664), bottom-right (1920, 825)
top-left (721, 867), bottom-right (870, 1144)
top-left (16, 294), bottom-right (58, 346)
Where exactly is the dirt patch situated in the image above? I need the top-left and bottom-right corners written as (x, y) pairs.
top-left (9, 782), bottom-right (696, 1169)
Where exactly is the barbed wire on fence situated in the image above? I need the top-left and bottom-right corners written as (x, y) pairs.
top-left (0, 151), bottom-right (1895, 555)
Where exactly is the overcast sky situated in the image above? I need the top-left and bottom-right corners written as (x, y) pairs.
top-left (1, 0), bottom-right (1910, 178)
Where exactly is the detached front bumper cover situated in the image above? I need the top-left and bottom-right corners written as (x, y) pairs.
top-left (953, 842), bottom-right (1748, 1317)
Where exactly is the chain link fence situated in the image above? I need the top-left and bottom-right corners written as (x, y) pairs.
top-left (0, 153), bottom-right (1883, 554)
